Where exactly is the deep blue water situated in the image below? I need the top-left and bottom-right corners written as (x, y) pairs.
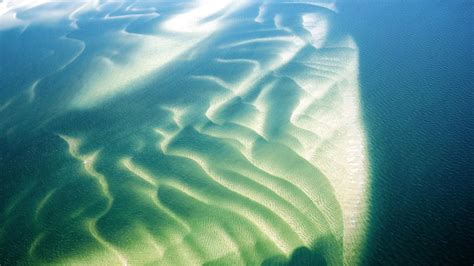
top-left (339, 1), bottom-right (473, 264)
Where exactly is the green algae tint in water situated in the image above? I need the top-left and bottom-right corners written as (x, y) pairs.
top-left (0, 1), bottom-right (370, 265)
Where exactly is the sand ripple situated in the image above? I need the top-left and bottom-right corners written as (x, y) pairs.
top-left (0, 1), bottom-right (369, 265)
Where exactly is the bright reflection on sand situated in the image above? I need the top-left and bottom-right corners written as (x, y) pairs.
top-left (162, 0), bottom-right (240, 33)
top-left (69, 0), bottom-right (251, 109)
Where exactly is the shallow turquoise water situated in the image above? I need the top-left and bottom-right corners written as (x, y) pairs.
top-left (1, 1), bottom-right (369, 265)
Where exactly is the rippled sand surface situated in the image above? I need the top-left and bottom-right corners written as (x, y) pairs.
top-left (0, 1), bottom-right (369, 265)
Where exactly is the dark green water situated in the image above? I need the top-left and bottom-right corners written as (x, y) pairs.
top-left (339, 1), bottom-right (473, 264)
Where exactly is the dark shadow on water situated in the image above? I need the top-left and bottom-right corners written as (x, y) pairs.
top-left (261, 235), bottom-right (342, 266)
top-left (261, 247), bottom-right (327, 266)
